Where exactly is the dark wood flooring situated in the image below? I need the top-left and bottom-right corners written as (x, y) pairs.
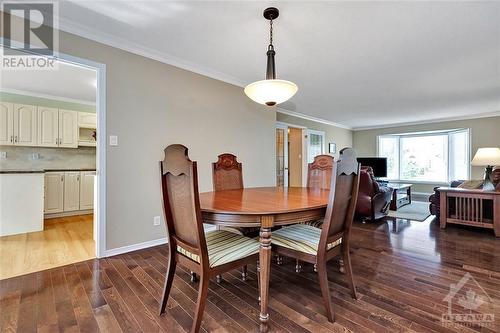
top-left (1, 216), bottom-right (499, 332)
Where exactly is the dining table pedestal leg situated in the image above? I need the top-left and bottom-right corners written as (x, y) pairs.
top-left (259, 215), bottom-right (273, 333)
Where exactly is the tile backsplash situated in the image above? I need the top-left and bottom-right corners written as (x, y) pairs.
top-left (0, 146), bottom-right (96, 170)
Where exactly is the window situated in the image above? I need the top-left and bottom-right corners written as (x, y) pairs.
top-left (307, 130), bottom-right (325, 163)
top-left (378, 129), bottom-right (470, 183)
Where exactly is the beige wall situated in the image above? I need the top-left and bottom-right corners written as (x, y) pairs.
top-left (2, 15), bottom-right (276, 250)
top-left (353, 116), bottom-right (500, 193)
top-left (276, 113), bottom-right (353, 160)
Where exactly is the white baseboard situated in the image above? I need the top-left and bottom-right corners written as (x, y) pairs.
top-left (104, 238), bottom-right (167, 257)
top-left (45, 210), bottom-right (93, 219)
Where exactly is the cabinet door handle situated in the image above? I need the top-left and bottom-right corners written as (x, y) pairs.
top-left (10, 135), bottom-right (13, 143)
top-left (61, 175), bottom-right (64, 182)
top-left (14, 136), bottom-right (17, 143)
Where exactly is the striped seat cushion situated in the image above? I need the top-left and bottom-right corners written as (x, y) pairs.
top-left (177, 230), bottom-right (259, 267)
top-left (303, 218), bottom-right (324, 228)
top-left (272, 224), bottom-right (342, 255)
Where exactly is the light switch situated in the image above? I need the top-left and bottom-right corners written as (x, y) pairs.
top-left (109, 135), bottom-right (118, 146)
top-left (153, 216), bottom-right (161, 226)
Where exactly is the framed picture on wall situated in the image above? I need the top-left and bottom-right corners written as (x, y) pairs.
top-left (328, 143), bottom-right (336, 154)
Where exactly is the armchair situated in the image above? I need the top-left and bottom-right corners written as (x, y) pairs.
top-left (355, 166), bottom-right (392, 221)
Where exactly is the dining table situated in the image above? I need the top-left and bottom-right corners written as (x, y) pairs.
top-left (199, 186), bottom-right (330, 333)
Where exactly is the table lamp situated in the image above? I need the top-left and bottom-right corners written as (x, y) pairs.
top-left (471, 147), bottom-right (500, 191)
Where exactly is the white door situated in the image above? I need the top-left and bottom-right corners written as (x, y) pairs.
top-left (79, 171), bottom-right (95, 210)
top-left (58, 110), bottom-right (78, 148)
top-left (64, 172), bottom-right (80, 211)
top-left (13, 104), bottom-right (37, 146)
top-left (78, 112), bottom-right (97, 128)
top-left (44, 172), bottom-right (64, 214)
top-left (0, 102), bottom-right (14, 145)
top-left (38, 107), bottom-right (59, 147)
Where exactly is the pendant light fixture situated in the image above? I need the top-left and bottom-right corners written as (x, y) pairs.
top-left (244, 7), bottom-right (298, 107)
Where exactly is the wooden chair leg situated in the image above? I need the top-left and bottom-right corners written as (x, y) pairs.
top-left (338, 259), bottom-right (345, 274)
top-left (190, 271), bottom-right (198, 283)
top-left (242, 265), bottom-right (248, 281)
top-left (295, 259), bottom-right (302, 273)
top-left (159, 256), bottom-right (176, 315)
top-left (256, 260), bottom-right (261, 304)
top-left (191, 274), bottom-right (209, 333)
top-left (316, 262), bottom-right (335, 322)
top-left (342, 249), bottom-right (358, 300)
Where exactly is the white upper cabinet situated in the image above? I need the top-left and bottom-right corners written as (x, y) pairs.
top-left (78, 112), bottom-right (96, 128)
top-left (0, 102), bottom-right (14, 146)
top-left (13, 104), bottom-right (37, 146)
top-left (37, 107), bottom-right (59, 147)
top-left (58, 109), bottom-right (78, 148)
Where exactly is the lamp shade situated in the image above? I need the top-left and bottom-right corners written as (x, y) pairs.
top-left (244, 79), bottom-right (298, 106)
top-left (471, 148), bottom-right (500, 166)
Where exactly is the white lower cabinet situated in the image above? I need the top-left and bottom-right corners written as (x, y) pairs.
top-left (44, 172), bottom-right (64, 214)
top-left (63, 172), bottom-right (81, 212)
top-left (44, 171), bottom-right (95, 215)
top-left (79, 171), bottom-right (95, 210)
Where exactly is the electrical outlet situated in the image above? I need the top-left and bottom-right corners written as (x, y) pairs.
top-left (109, 135), bottom-right (118, 146)
top-left (0, 152), bottom-right (6, 159)
top-left (31, 153), bottom-right (40, 160)
top-left (153, 216), bottom-right (161, 226)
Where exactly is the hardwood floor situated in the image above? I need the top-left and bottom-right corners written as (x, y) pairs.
top-left (0, 215), bottom-right (95, 280)
top-left (1, 216), bottom-right (499, 332)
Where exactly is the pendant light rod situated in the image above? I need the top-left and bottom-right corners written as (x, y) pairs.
top-left (264, 7), bottom-right (279, 80)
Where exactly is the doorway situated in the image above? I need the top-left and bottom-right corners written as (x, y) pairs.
top-left (276, 122), bottom-right (307, 187)
top-left (0, 42), bottom-right (106, 279)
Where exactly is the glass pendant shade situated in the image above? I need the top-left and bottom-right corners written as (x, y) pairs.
top-left (244, 79), bottom-right (298, 106)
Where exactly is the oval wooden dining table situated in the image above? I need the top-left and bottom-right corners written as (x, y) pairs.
top-left (199, 186), bottom-right (330, 333)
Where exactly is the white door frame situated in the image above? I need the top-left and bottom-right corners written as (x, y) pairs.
top-left (1, 38), bottom-right (107, 258)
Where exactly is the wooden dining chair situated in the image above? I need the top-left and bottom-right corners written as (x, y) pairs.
top-left (159, 144), bottom-right (260, 333)
top-left (271, 148), bottom-right (360, 322)
top-left (287, 154), bottom-right (333, 272)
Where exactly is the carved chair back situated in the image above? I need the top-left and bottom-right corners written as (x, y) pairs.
top-left (160, 144), bottom-right (208, 265)
top-left (320, 148), bottom-right (360, 254)
top-left (212, 153), bottom-right (243, 191)
top-left (307, 155), bottom-right (334, 190)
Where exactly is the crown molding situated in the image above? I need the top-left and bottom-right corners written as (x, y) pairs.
top-left (276, 108), bottom-right (353, 130)
top-left (1, 88), bottom-right (96, 106)
top-left (352, 110), bottom-right (500, 131)
top-left (56, 16), bottom-right (246, 88)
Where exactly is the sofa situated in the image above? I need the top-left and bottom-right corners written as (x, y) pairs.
top-left (355, 166), bottom-right (393, 221)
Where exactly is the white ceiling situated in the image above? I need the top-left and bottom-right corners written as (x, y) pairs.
top-left (0, 59), bottom-right (97, 103)
top-left (17, 1), bottom-right (500, 128)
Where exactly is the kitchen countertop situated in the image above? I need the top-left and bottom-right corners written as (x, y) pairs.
top-left (0, 168), bottom-right (96, 174)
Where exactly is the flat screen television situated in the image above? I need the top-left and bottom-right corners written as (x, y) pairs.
top-left (357, 157), bottom-right (388, 178)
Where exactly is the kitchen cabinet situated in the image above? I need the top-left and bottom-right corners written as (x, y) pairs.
top-left (44, 172), bottom-right (64, 214)
top-left (38, 106), bottom-right (58, 147)
top-left (0, 103), bottom-right (37, 146)
top-left (0, 102), bottom-right (14, 145)
top-left (58, 110), bottom-right (78, 148)
top-left (63, 172), bottom-right (81, 211)
top-left (14, 104), bottom-right (37, 146)
top-left (79, 171), bottom-right (95, 210)
top-left (78, 112), bottom-right (97, 128)
top-left (44, 171), bottom-right (95, 215)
